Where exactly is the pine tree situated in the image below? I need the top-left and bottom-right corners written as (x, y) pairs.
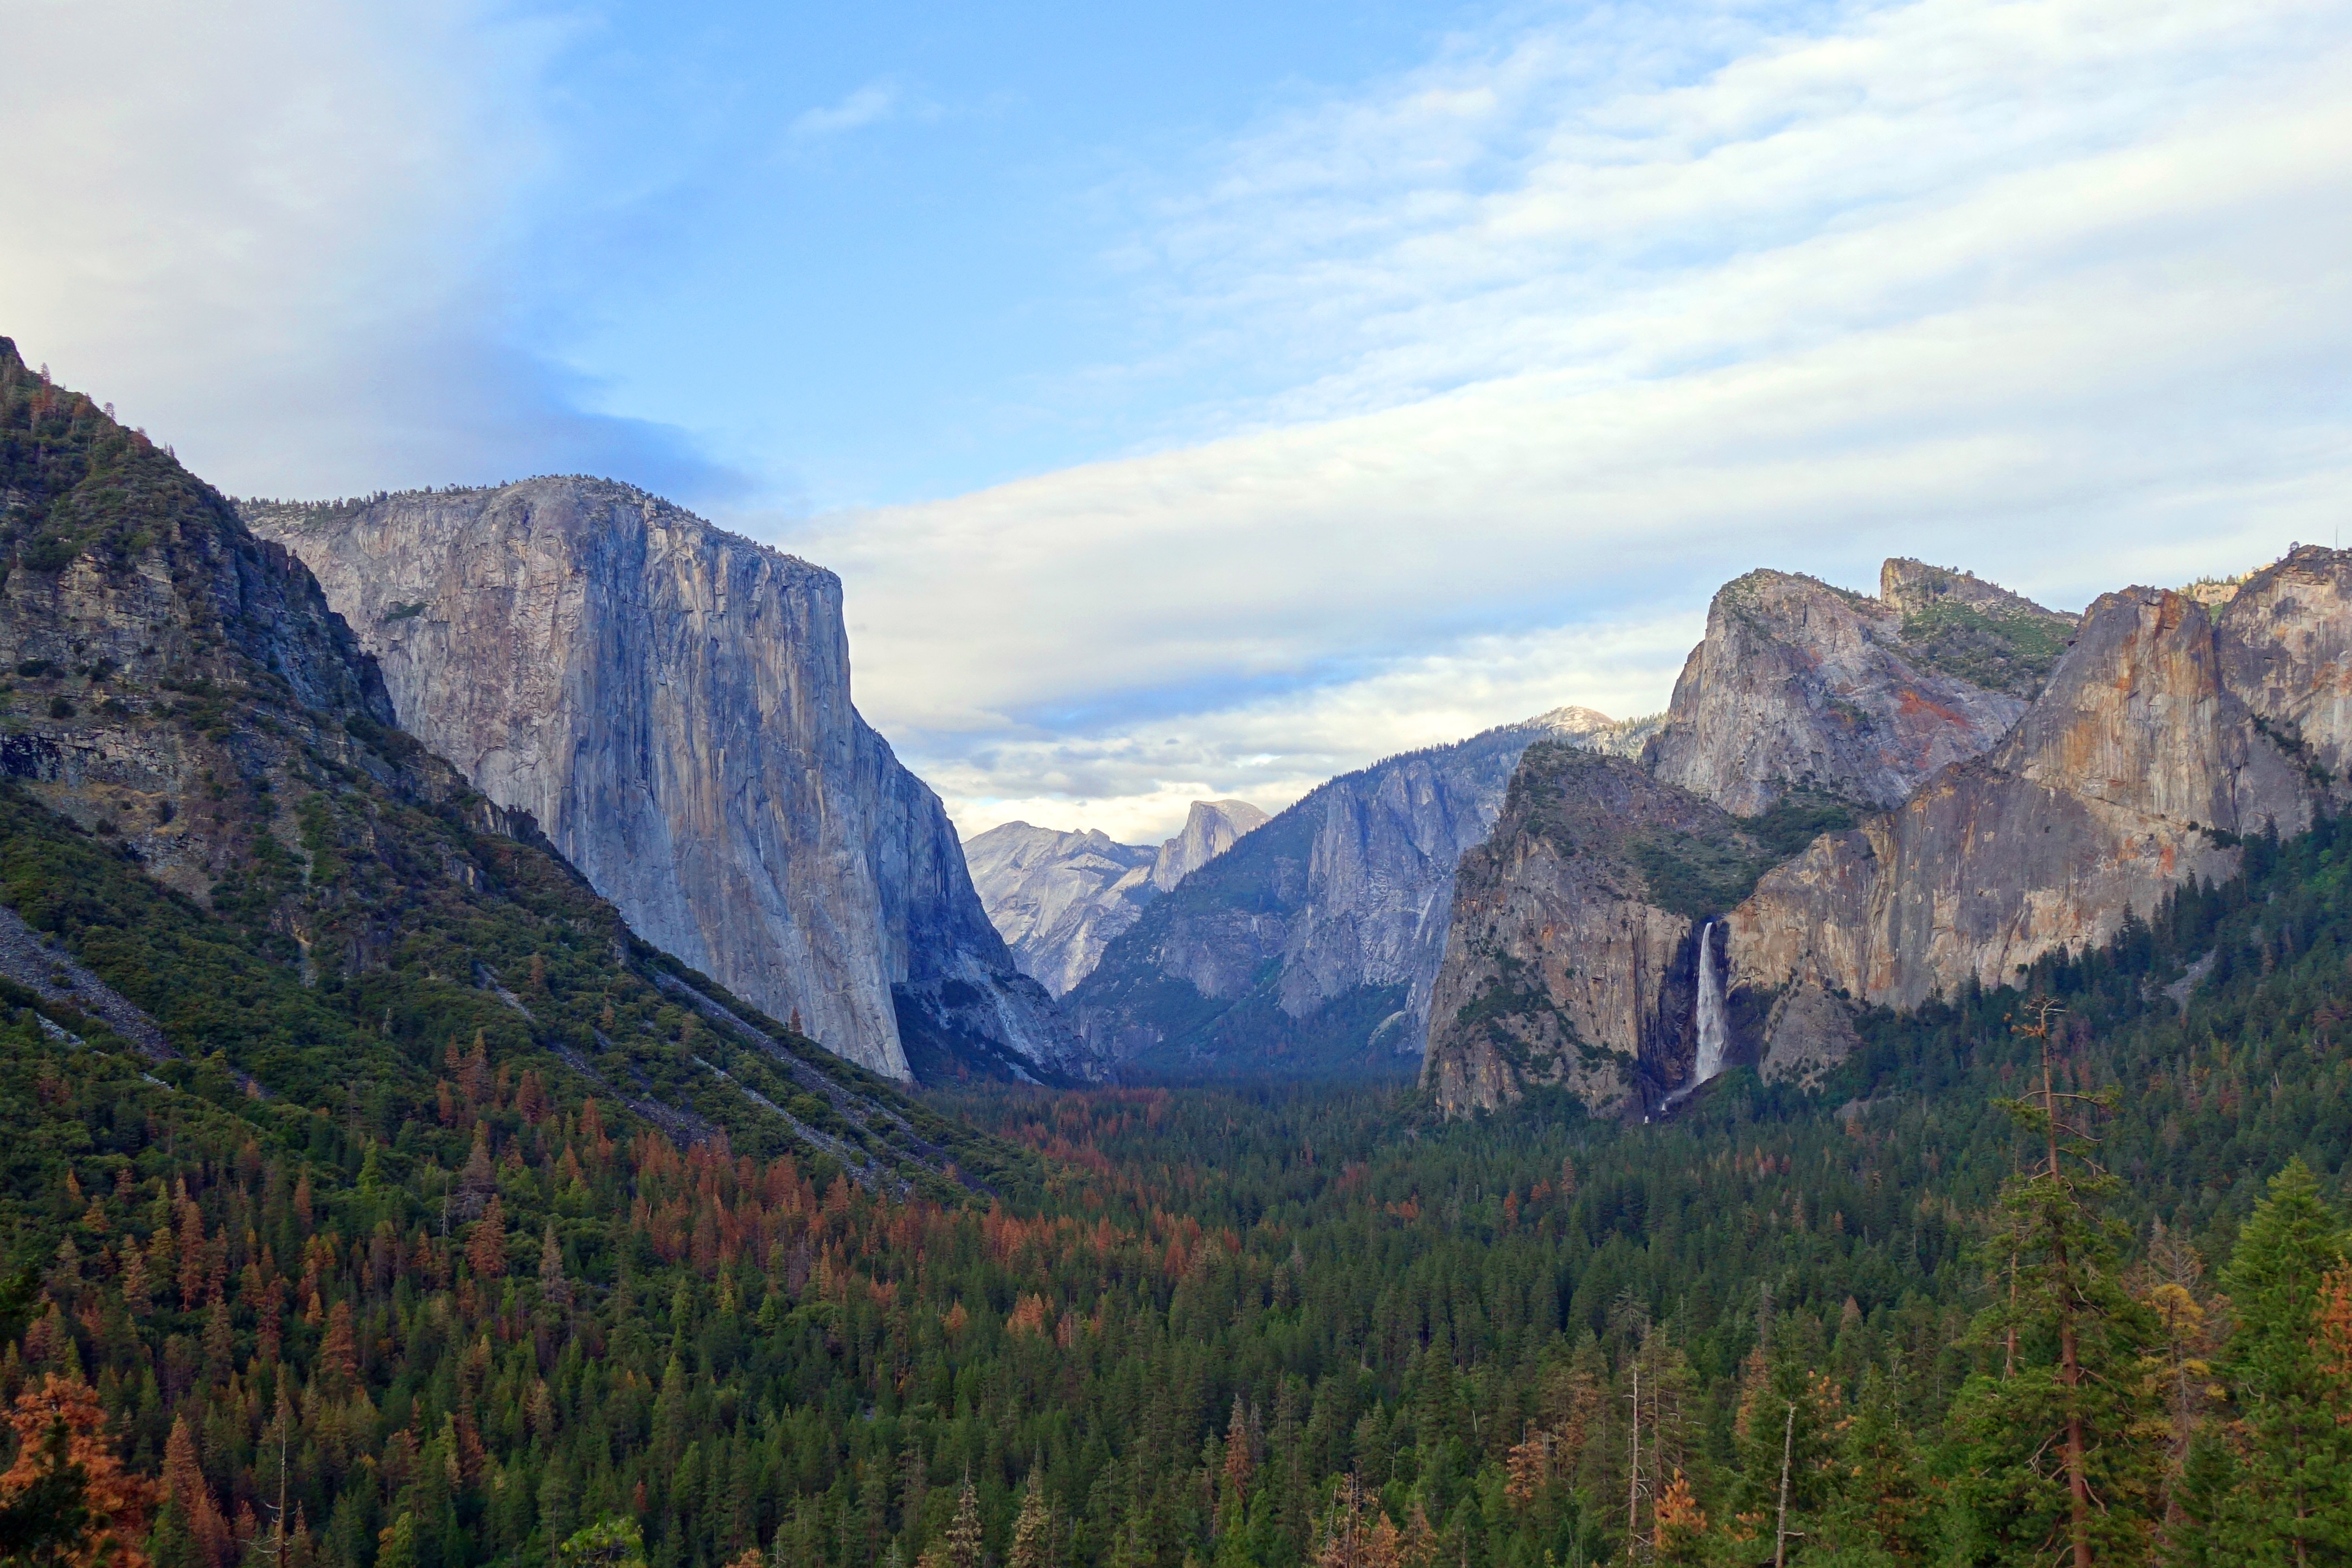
top-left (2196, 1160), bottom-right (2352, 1564)
top-left (1817, 1364), bottom-right (1932, 1565)
top-left (1944, 1004), bottom-right (2165, 1567)
top-left (1011, 1473), bottom-right (1055, 1568)
top-left (944, 1479), bottom-right (984, 1568)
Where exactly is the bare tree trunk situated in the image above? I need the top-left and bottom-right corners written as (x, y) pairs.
top-left (1773, 1403), bottom-right (1797, 1568)
top-left (1627, 1363), bottom-right (1642, 1559)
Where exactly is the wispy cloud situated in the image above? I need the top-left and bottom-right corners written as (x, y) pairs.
top-left (786, 0), bottom-right (2352, 841)
top-left (788, 80), bottom-right (903, 141)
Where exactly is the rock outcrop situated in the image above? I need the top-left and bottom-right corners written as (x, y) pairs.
top-left (246, 479), bottom-right (1091, 1084)
top-left (1152, 800), bottom-right (1268, 891)
top-left (1065, 707), bottom-right (1626, 1076)
top-left (1643, 569), bottom-right (2053, 815)
top-left (1421, 746), bottom-right (1747, 1114)
top-left (964, 824), bottom-right (1157, 997)
top-left (1877, 558), bottom-right (2080, 698)
top-left (1730, 565), bottom-right (2349, 1011)
top-left (1420, 556), bottom-right (2332, 1119)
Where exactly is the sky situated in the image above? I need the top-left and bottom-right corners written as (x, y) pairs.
top-left (5, 0), bottom-right (2349, 843)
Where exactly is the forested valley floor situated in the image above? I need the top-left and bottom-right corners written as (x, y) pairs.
top-left (7, 812), bottom-right (2352, 1568)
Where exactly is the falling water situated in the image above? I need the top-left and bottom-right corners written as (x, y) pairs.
top-left (1693, 920), bottom-right (1729, 1086)
top-left (1662, 920), bottom-right (1731, 1113)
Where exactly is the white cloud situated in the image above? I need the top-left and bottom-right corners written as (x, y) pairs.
top-left (789, 81), bottom-right (902, 140)
top-left (773, 0), bottom-right (2352, 837)
top-left (0, 0), bottom-right (721, 500)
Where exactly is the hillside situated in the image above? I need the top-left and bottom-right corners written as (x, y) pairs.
top-left (0, 338), bottom-right (1034, 1186)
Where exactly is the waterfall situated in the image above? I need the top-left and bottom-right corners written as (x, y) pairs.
top-left (1693, 920), bottom-right (1728, 1087)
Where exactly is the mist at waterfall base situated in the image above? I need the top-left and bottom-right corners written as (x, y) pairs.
top-left (1661, 920), bottom-right (1729, 1115)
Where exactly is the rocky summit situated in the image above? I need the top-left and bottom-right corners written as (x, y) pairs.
top-left (1421, 551), bottom-right (2352, 1119)
top-left (245, 479), bottom-right (1092, 1085)
top-left (965, 799), bottom-right (1267, 999)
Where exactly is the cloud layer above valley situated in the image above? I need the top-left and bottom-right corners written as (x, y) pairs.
top-left (802, 0), bottom-right (2352, 840)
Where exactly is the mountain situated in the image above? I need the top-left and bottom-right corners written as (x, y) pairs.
top-left (1063, 706), bottom-right (1639, 1077)
top-left (1150, 799), bottom-right (1267, 890)
top-left (963, 825), bottom-right (1156, 997)
top-left (0, 336), bottom-right (1024, 1188)
top-left (242, 480), bottom-right (1091, 1085)
top-left (1732, 557), bottom-right (2351, 1012)
top-left (1424, 551), bottom-right (2352, 1119)
top-left (966, 799), bottom-right (1269, 998)
top-left (1643, 564), bottom-right (2057, 815)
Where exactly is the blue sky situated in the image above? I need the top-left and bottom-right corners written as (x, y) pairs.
top-left (531, 0), bottom-right (1523, 509)
top-left (7, 0), bottom-right (2351, 840)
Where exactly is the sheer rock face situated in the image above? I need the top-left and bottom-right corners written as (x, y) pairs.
top-left (246, 479), bottom-right (1091, 1084)
top-left (1065, 708), bottom-right (1625, 1072)
top-left (1152, 800), bottom-right (1268, 891)
top-left (0, 422), bottom-right (400, 907)
top-left (1729, 582), bottom-right (2337, 1010)
top-left (1421, 748), bottom-right (1729, 1116)
top-left (964, 824), bottom-right (1157, 998)
top-left (1644, 570), bottom-right (2035, 815)
top-left (2214, 547), bottom-right (2352, 779)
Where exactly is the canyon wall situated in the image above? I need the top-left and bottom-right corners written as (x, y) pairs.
top-left (247, 479), bottom-right (1091, 1084)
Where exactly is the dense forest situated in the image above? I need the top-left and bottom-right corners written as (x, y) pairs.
top-left (0, 799), bottom-right (2346, 1567)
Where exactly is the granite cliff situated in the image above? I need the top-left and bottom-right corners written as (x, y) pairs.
top-left (1730, 560), bottom-right (2352, 1011)
top-left (245, 479), bottom-right (1091, 1085)
top-left (1065, 707), bottom-right (1638, 1077)
top-left (1153, 799), bottom-right (1268, 891)
top-left (965, 799), bottom-right (1267, 998)
top-left (1643, 566), bottom-right (2056, 814)
top-left (1421, 746), bottom-right (1752, 1114)
top-left (1425, 551), bottom-right (2352, 1119)
top-left (1428, 560), bottom-right (2067, 1114)
top-left (0, 338), bottom-right (1010, 1183)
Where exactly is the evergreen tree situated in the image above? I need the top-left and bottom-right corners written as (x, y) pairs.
top-left (2196, 1160), bottom-right (2352, 1565)
top-left (1011, 1473), bottom-right (1056, 1568)
top-left (1944, 1005), bottom-right (2164, 1567)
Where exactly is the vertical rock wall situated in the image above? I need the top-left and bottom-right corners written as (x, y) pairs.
top-left (247, 479), bottom-right (1091, 1083)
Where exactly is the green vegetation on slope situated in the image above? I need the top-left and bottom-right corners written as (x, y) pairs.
top-left (0, 804), bottom-right (2346, 1568)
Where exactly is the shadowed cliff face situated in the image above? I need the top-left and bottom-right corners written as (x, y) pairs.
top-left (1421, 748), bottom-right (1733, 1116)
top-left (1644, 569), bottom-right (2042, 816)
top-left (1729, 571), bottom-right (2349, 1011)
top-left (246, 480), bottom-right (1094, 1085)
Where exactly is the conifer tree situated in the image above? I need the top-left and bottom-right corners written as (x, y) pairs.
top-left (1944, 1004), bottom-right (2164, 1567)
top-left (2189, 1160), bottom-right (2352, 1564)
top-left (1012, 1472), bottom-right (1056, 1568)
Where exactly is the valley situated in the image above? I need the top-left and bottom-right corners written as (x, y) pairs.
top-left (0, 339), bottom-right (2347, 1568)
